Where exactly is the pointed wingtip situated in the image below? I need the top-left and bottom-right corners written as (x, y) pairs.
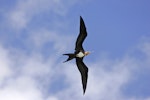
top-left (80, 16), bottom-right (83, 20)
top-left (83, 91), bottom-right (85, 95)
top-left (82, 84), bottom-right (86, 95)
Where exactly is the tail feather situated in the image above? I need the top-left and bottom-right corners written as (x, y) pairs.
top-left (63, 53), bottom-right (75, 62)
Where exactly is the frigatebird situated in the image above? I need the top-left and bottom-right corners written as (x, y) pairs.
top-left (63, 16), bottom-right (90, 94)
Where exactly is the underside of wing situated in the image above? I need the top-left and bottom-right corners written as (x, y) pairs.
top-left (75, 16), bottom-right (87, 52)
top-left (76, 58), bottom-right (88, 94)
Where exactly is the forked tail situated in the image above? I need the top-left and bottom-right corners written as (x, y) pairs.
top-left (63, 53), bottom-right (75, 63)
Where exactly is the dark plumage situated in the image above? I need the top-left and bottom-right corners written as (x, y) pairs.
top-left (75, 16), bottom-right (87, 52)
top-left (63, 16), bottom-right (89, 94)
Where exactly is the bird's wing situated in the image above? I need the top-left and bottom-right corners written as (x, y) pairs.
top-left (76, 57), bottom-right (88, 94)
top-left (75, 16), bottom-right (87, 52)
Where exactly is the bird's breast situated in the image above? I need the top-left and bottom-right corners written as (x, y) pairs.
top-left (76, 51), bottom-right (84, 58)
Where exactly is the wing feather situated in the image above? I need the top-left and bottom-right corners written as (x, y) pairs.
top-left (75, 16), bottom-right (87, 52)
top-left (76, 58), bottom-right (88, 94)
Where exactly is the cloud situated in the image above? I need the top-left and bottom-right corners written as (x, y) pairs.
top-left (0, 46), bottom-right (12, 83)
top-left (57, 39), bottom-right (150, 100)
top-left (8, 0), bottom-right (58, 30)
top-left (4, 0), bottom-right (83, 31)
top-left (0, 77), bottom-right (43, 100)
top-left (141, 41), bottom-right (150, 61)
top-left (26, 29), bottom-right (74, 53)
top-left (2, 29), bottom-right (149, 100)
top-left (0, 43), bottom-right (63, 100)
top-left (1, 30), bottom-right (150, 100)
top-left (56, 56), bottom-right (133, 100)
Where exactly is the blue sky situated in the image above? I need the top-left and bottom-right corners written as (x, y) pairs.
top-left (0, 0), bottom-right (150, 100)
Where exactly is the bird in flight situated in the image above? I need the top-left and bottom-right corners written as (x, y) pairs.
top-left (63, 16), bottom-right (90, 94)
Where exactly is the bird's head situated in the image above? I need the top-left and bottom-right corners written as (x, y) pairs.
top-left (84, 51), bottom-right (90, 56)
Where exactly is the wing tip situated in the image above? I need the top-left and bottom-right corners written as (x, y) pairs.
top-left (83, 89), bottom-right (86, 95)
top-left (80, 16), bottom-right (83, 21)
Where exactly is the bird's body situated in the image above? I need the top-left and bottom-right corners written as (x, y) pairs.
top-left (63, 16), bottom-right (90, 94)
top-left (76, 51), bottom-right (85, 58)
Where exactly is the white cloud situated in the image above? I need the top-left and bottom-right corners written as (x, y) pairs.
top-left (1, 35), bottom-right (150, 100)
top-left (5, 0), bottom-right (84, 30)
top-left (51, 39), bottom-right (150, 100)
top-left (26, 29), bottom-right (74, 53)
top-left (0, 76), bottom-right (43, 100)
top-left (0, 44), bottom-right (59, 100)
top-left (141, 42), bottom-right (150, 61)
top-left (56, 58), bottom-right (132, 100)
top-left (8, 0), bottom-right (57, 30)
top-left (0, 46), bottom-right (12, 83)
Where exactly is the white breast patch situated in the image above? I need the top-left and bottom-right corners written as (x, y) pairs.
top-left (76, 52), bottom-right (84, 58)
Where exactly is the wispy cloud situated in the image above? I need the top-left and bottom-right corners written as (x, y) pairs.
top-left (26, 29), bottom-right (74, 53)
top-left (1, 36), bottom-right (150, 100)
top-left (0, 46), bottom-right (12, 83)
top-left (3, 0), bottom-right (83, 31)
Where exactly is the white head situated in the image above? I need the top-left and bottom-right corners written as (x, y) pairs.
top-left (84, 51), bottom-right (90, 56)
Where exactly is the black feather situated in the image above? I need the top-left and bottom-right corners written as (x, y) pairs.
top-left (75, 16), bottom-right (87, 52)
top-left (76, 58), bottom-right (88, 94)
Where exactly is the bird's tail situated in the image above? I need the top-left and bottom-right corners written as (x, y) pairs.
top-left (63, 53), bottom-right (75, 63)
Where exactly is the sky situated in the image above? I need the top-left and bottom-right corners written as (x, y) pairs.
top-left (0, 0), bottom-right (150, 100)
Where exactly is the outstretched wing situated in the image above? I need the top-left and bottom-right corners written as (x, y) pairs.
top-left (76, 58), bottom-right (88, 94)
top-left (75, 16), bottom-right (87, 52)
